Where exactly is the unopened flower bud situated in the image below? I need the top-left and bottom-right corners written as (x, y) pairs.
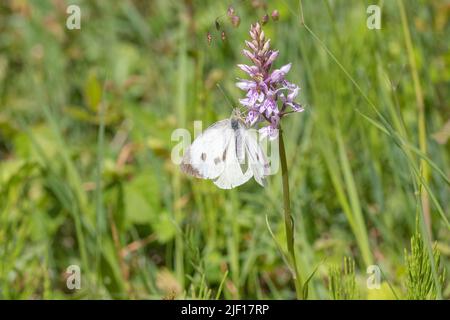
top-left (261, 14), bottom-right (269, 25)
top-left (259, 30), bottom-right (265, 42)
top-left (243, 49), bottom-right (255, 60)
top-left (231, 15), bottom-right (240, 28)
top-left (227, 6), bottom-right (235, 17)
top-left (271, 10), bottom-right (279, 21)
top-left (207, 32), bottom-right (212, 45)
top-left (262, 39), bottom-right (270, 53)
top-left (245, 40), bottom-right (257, 52)
top-left (255, 22), bottom-right (261, 34)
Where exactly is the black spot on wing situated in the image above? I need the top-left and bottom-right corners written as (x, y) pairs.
top-left (180, 149), bottom-right (204, 178)
top-left (180, 163), bottom-right (203, 178)
top-left (201, 153), bottom-right (206, 161)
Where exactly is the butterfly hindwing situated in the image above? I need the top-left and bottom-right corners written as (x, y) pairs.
top-left (243, 127), bottom-right (270, 187)
top-left (213, 119), bottom-right (253, 189)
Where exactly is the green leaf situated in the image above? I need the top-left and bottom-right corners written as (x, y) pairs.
top-left (153, 213), bottom-right (176, 243)
top-left (123, 170), bottom-right (160, 226)
top-left (302, 261), bottom-right (322, 299)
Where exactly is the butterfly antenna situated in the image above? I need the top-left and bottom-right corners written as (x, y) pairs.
top-left (216, 83), bottom-right (237, 111)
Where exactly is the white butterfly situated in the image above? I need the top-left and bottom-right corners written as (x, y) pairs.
top-left (181, 111), bottom-right (270, 189)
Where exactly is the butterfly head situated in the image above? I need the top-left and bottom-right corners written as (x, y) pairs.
top-left (231, 108), bottom-right (246, 122)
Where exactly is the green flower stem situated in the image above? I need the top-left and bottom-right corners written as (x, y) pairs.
top-left (279, 127), bottom-right (303, 299)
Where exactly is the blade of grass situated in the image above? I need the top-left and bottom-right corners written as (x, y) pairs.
top-left (335, 127), bottom-right (373, 266)
top-left (95, 80), bottom-right (107, 293)
top-left (397, 0), bottom-right (431, 236)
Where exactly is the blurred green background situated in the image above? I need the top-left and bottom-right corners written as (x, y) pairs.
top-left (0, 0), bottom-right (448, 299)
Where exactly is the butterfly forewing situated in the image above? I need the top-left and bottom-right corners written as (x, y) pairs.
top-left (181, 119), bottom-right (232, 180)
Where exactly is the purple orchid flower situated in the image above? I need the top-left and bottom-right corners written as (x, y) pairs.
top-left (236, 23), bottom-right (304, 140)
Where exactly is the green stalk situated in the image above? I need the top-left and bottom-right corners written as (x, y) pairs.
top-left (173, 4), bottom-right (187, 288)
top-left (95, 97), bottom-right (106, 292)
top-left (397, 0), bottom-right (430, 236)
top-left (279, 127), bottom-right (303, 299)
